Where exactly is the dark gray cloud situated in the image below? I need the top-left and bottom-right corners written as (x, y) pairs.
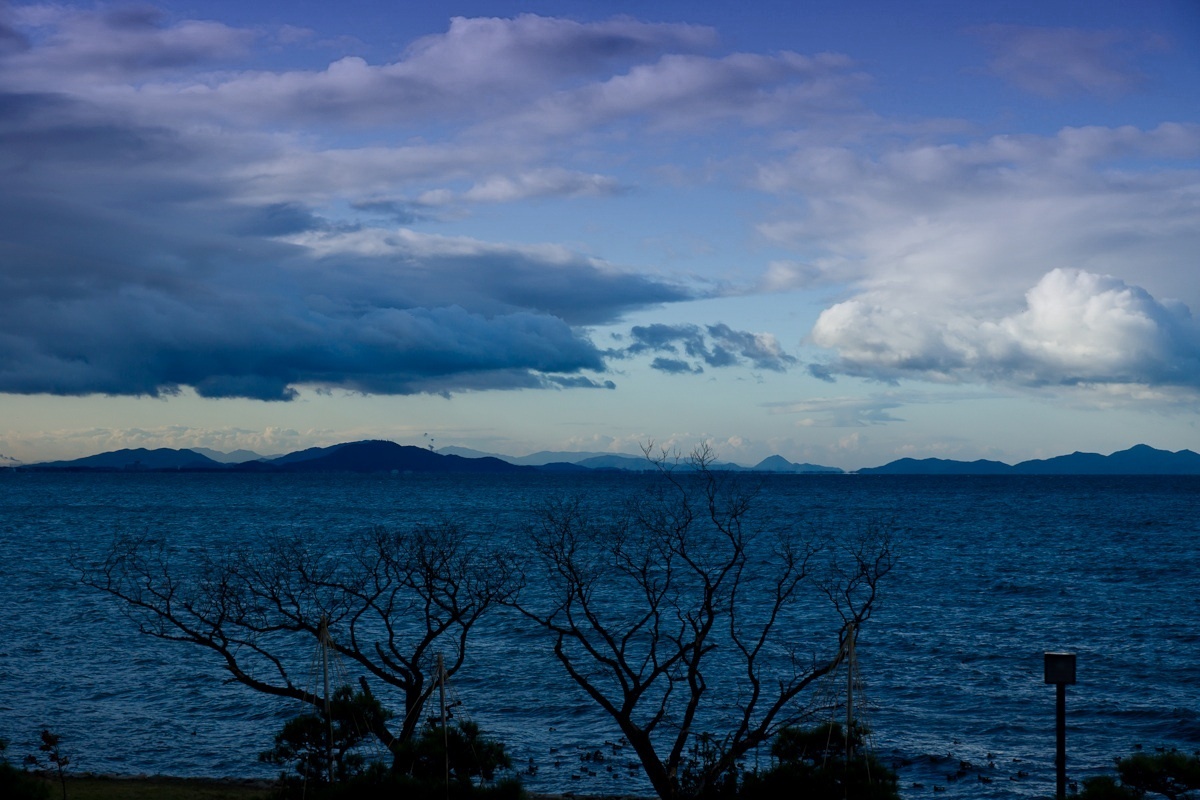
top-left (349, 199), bottom-right (423, 224)
top-left (618, 322), bottom-right (796, 374)
top-left (546, 375), bottom-right (617, 390)
top-left (0, 89), bottom-right (684, 400)
top-left (0, 8), bottom-right (831, 402)
top-left (650, 357), bottom-right (702, 375)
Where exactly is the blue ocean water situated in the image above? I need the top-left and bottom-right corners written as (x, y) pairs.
top-left (0, 471), bottom-right (1197, 799)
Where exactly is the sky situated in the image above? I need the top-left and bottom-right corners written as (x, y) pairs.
top-left (1, 0), bottom-right (1199, 470)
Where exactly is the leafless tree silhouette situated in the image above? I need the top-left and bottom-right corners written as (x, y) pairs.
top-left (517, 445), bottom-right (894, 799)
top-left (77, 521), bottom-right (517, 748)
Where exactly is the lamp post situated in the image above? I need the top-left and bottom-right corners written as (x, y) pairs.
top-left (1044, 652), bottom-right (1076, 800)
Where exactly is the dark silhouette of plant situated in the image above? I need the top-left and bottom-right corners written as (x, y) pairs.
top-left (260, 686), bottom-right (390, 785)
top-left (675, 732), bottom-right (741, 799)
top-left (32, 730), bottom-right (69, 800)
top-left (739, 722), bottom-right (899, 800)
top-left (517, 444), bottom-right (895, 800)
top-left (0, 738), bottom-right (49, 800)
top-left (1078, 748), bottom-right (1200, 799)
top-left (77, 521), bottom-right (517, 755)
top-left (391, 719), bottom-right (512, 786)
top-left (266, 714), bottom-right (518, 800)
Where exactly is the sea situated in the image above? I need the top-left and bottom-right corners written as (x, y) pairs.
top-left (0, 470), bottom-right (1197, 799)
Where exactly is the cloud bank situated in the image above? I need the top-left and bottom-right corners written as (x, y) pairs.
top-left (2, 5), bottom-right (1195, 413)
top-left (1, 8), bottom-right (845, 400)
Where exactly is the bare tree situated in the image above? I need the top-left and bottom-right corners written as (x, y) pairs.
top-left (76, 521), bottom-right (516, 751)
top-left (517, 445), bottom-right (894, 800)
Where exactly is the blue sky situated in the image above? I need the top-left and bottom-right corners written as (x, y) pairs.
top-left (1, 0), bottom-right (1198, 469)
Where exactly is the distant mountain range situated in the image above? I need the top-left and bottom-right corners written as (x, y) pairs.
top-left (856, 444), bottom-right (1200, 475)
top-left (27, 441), bottom-right (530, 474)
top-left (11, 442), bottom-right (1200, 475)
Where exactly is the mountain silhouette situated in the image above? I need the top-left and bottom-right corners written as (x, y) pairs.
top-left (857, 445), bottom-right (1200, 475)
top-left (243, 440), bottom-right (532, 474)
top-left (31, 448), bottom-right (221, 470)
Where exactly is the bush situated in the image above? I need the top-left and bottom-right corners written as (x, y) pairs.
top-left (260, 687), bottom-right (390, 785)
top-left (264, 707), bottom-right (519, 800)
top-left (391, 720), bottom-right (512, 786)
top-left (738, 723), bottom-right (900, 800)
top-left (1078, 748), bottom-right (1200, 800)
top-left (0, 738), bottom-right (51, 800)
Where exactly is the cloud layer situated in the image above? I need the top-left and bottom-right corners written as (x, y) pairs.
top-left (1, 8), bottom-right (849, 399)
top-left (1, 5), bottom-right (1195, 413)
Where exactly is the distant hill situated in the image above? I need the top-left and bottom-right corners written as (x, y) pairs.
top-left (575, 454), bottom-right (661, 471)
top-left (32, 447), bottom-right (221, 470)
top-left (752, 455), bottom-right (844, 474)
top-left (857, 445), bottom-right (1200, 475)
top-left (440, 446), bottom-right (844, 473)
top-left (1013, 444), bottom-right (1200, 474)
top-left (441, 446), bottom-right (648, 466)
top-left (856, 457), bottom-right (1012, 475)
top-left (435, 445), bottom-right (511, 461)
top-left (258, 443), bottom-right (349, 465)
top-left (25, 441), bottom-right (1198, 476)
top-left (239, 440), bottom-right (533, 474)
top-left (191, 447), bottom-right (275, 463)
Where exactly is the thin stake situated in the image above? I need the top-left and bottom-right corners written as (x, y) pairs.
top-left (320, 617), bottom-right (333, 785)
top-left (439, 652), bottom-right (449, 799)
top-left (846, 622), bottom-right (856, 761)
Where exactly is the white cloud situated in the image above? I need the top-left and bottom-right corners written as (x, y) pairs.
top-left (755, 123), bottom-right (1200, 400)
top-left (766, 395), bottom-right (906, 427)
top-left (810, 269), bottom-right (1200, 393)
top-left (10, 13), bottom-right (719, 129)
top-left (503, 50), bottom-right (866, 138)
top-left (461, 169), bottom-right (623, 203)
top-left (6, 5), bottom-right (254, 81)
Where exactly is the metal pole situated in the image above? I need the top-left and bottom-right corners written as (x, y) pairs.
top-left (320, 617), bottom-right (333, 786)
top-left (845, 623), bottom-right (855, 761)
top-left (1056, 683), bottom-right (1066, 800)
top-left (1044, 651), bottom-right (1075, 800)
top-left (439, 652), bottom-right (448, 798)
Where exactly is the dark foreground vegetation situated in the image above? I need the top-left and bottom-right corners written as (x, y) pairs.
top-left (3, 722), bottom-right (898, 800)
top-left (6, 729), bottom-right (1198, 799)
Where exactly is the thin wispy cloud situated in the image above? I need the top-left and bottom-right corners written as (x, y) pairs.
top-left (766, 396), bottom-right (906, 428)
top-left (975, 24), bottom-right (1166, 98)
